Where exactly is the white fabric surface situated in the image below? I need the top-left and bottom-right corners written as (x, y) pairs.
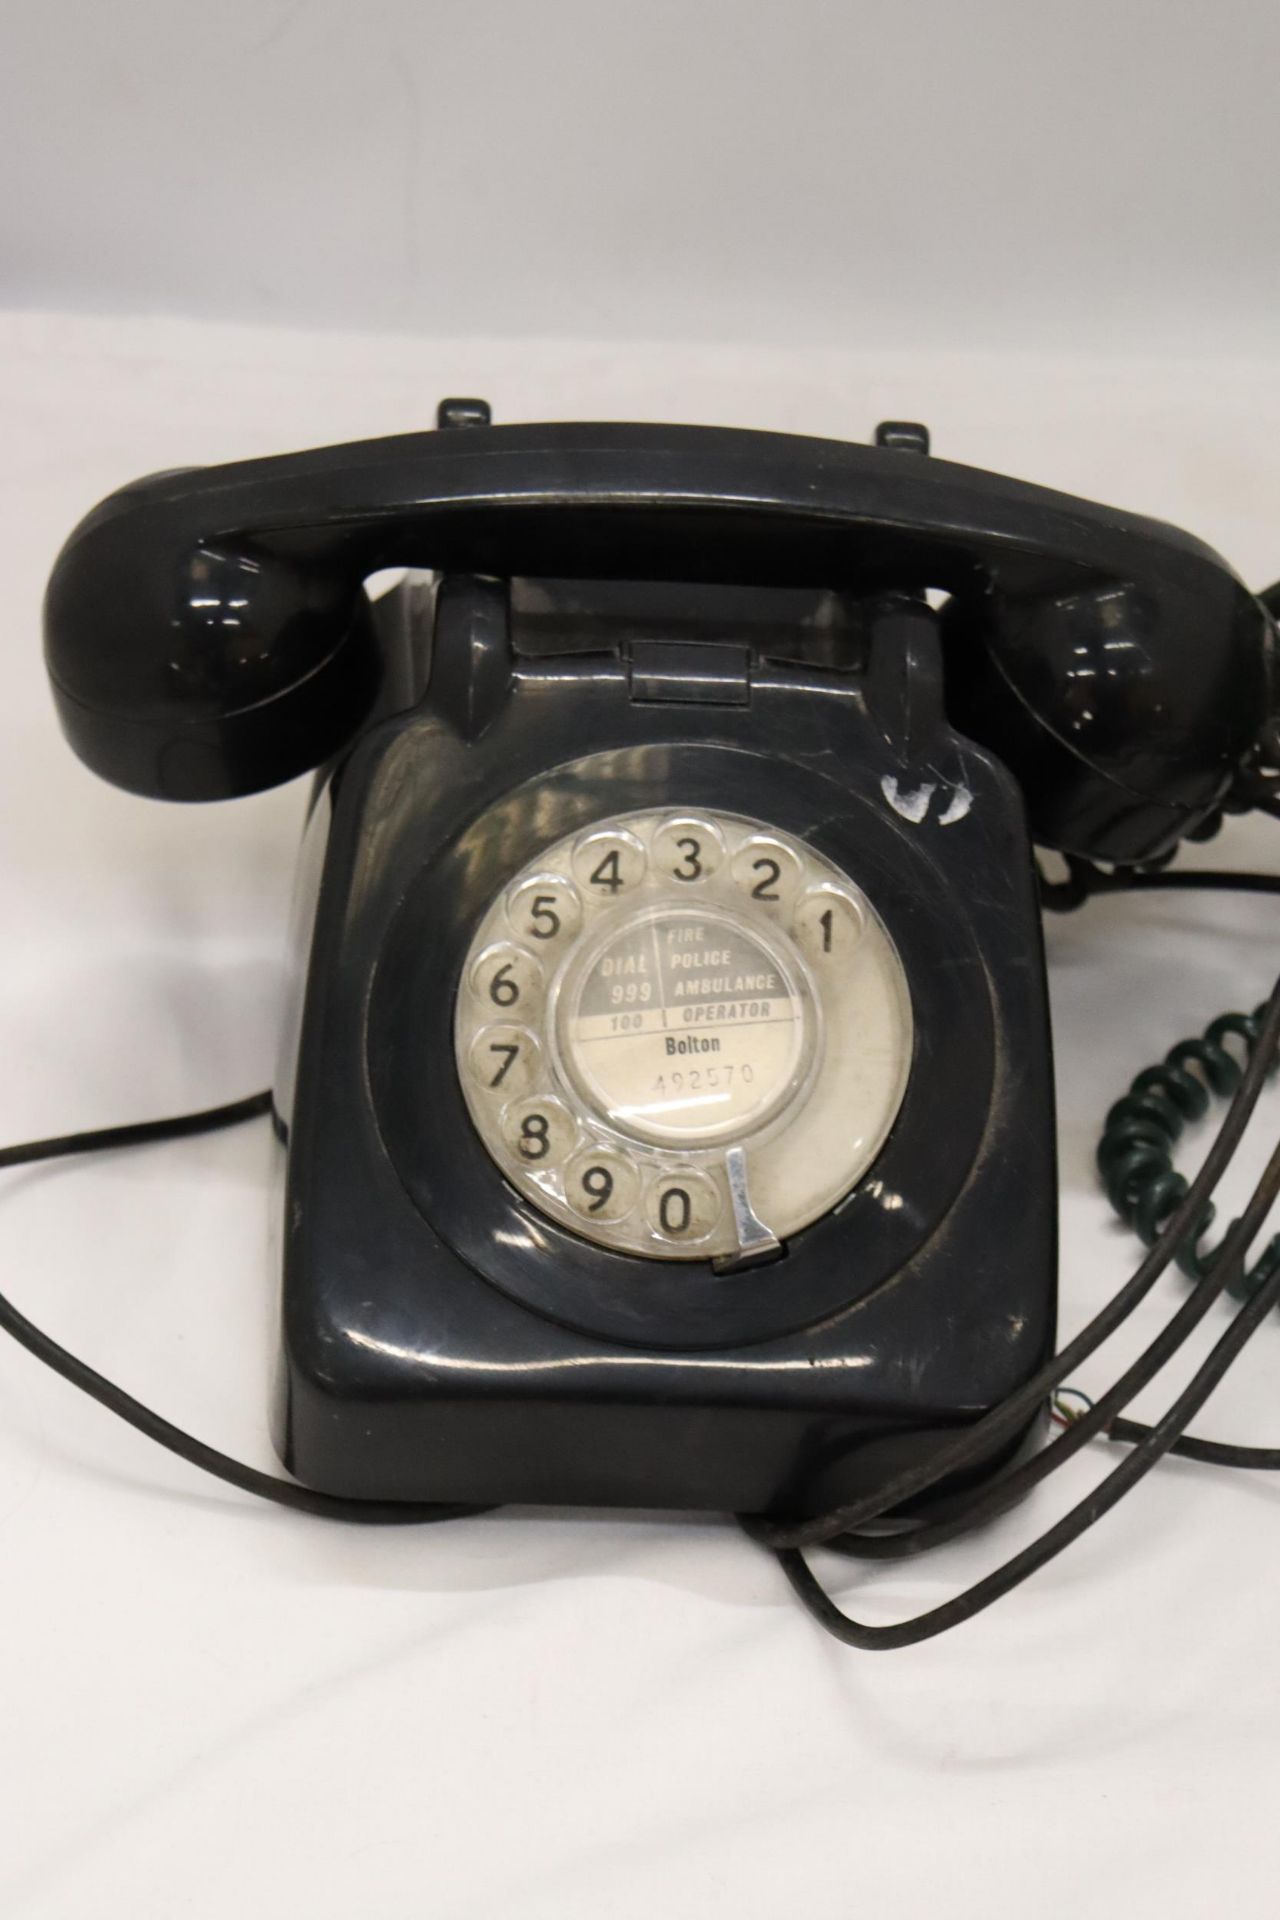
top-left (2, 312), bottom-right (1279, 1919)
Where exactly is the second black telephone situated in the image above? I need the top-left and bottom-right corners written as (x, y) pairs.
top-left (38, 405), bottom-right (1277, 1546)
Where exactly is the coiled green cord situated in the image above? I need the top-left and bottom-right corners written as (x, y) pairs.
top-left (1098, 1004), bottom-right (1280, 1299)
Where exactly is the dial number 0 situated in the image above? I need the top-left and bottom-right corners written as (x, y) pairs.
top-left (660, 1186), bottom-right (691, 1232)
top-left (645, 1170), bottom-right (721, 1242)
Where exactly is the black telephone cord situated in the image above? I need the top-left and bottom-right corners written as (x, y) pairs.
top-left (750, 862), bottom-right (1280, 1552)
top-left (765, 1121), bottom-right (1280, 1566)
top-left (744, 962), bottom-right (1280, 1554)
top-left (0, 1094), bottom-right (483, 1526)
top-left (741, 863), bottom-right (1280, 1642)
top-left (1038, 858), bottom-right (1280, 912)
top-left (1107, 1420), bottom-right (1280, 1468)
top-left (0, 866), bottom-right (1277, 1645)
top-left (3, 984), bottom-right (1273, 1551)
top-left (772, 1197), bottom-right (1280, 1650)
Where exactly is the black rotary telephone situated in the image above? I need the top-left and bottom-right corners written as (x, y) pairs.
top-left (12, 403), bottom-right (1280, 1649)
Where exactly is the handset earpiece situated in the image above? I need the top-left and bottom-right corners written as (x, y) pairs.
top-left (44, 415), bottom-right (1273, 852)
top-left (45, 472), bottom-right (381, 801)
top-left (44, 398), bottom-right (501, 802)
top-left (943, 570), bottom-right (1276, 862)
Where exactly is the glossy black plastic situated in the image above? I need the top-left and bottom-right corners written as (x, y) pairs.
top-left (44, 410), bottom-right (1276, 1515)
top-left (271, 582), bottom-right (1055, 1513)
top-left (43, 421), bottom-right (1275, 861)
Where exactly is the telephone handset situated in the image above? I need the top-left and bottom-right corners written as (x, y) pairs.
top-left (41, 404), bottom-right (1278, 1521)
top-left (45, 408), bottom-right (1269, 857)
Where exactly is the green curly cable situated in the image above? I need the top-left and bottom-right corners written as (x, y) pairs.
top-left (1097, 1002), bottom-right (1280, 1300)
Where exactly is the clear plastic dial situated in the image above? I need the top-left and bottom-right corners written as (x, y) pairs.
top-left (454, 808), bottom-right (913, 1262)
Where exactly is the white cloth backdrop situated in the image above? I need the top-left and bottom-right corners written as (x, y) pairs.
top-left (1, 312), bottom-right (1279, 1918)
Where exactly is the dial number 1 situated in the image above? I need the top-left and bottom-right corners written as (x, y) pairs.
top-left (793, 888), bottom-right (866, 962)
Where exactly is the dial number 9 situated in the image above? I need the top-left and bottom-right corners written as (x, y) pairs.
top-left (565, 1147), bottom-right (638, 1223)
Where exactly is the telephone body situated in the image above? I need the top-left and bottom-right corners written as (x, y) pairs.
top-left (43, 410), bottom-right (1273, 1519)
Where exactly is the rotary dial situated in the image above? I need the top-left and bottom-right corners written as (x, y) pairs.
top-left (454, 809), bottom-right (912, 1262)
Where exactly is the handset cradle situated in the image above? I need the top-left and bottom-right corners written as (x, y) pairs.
top-left (44, 413), bottom-right (1270, 862)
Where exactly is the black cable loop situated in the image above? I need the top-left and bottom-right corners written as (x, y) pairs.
top-left (1038, 857), bottom-right (1280, 913)
top-left (770, 1171), bottom-right (1280, 1651)
top-left (1098, 1003), bottom-right (1280, 1300)
top-left (2, 861), bottom-right (1279, 1647)
top-left (743, 969), bottom-right (1280, 1554)
top-left (0, 1094), bottom-right (486, 1526)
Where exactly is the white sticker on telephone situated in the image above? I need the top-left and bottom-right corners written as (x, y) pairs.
top-left (560, 908), bottom-right (810, 1145)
